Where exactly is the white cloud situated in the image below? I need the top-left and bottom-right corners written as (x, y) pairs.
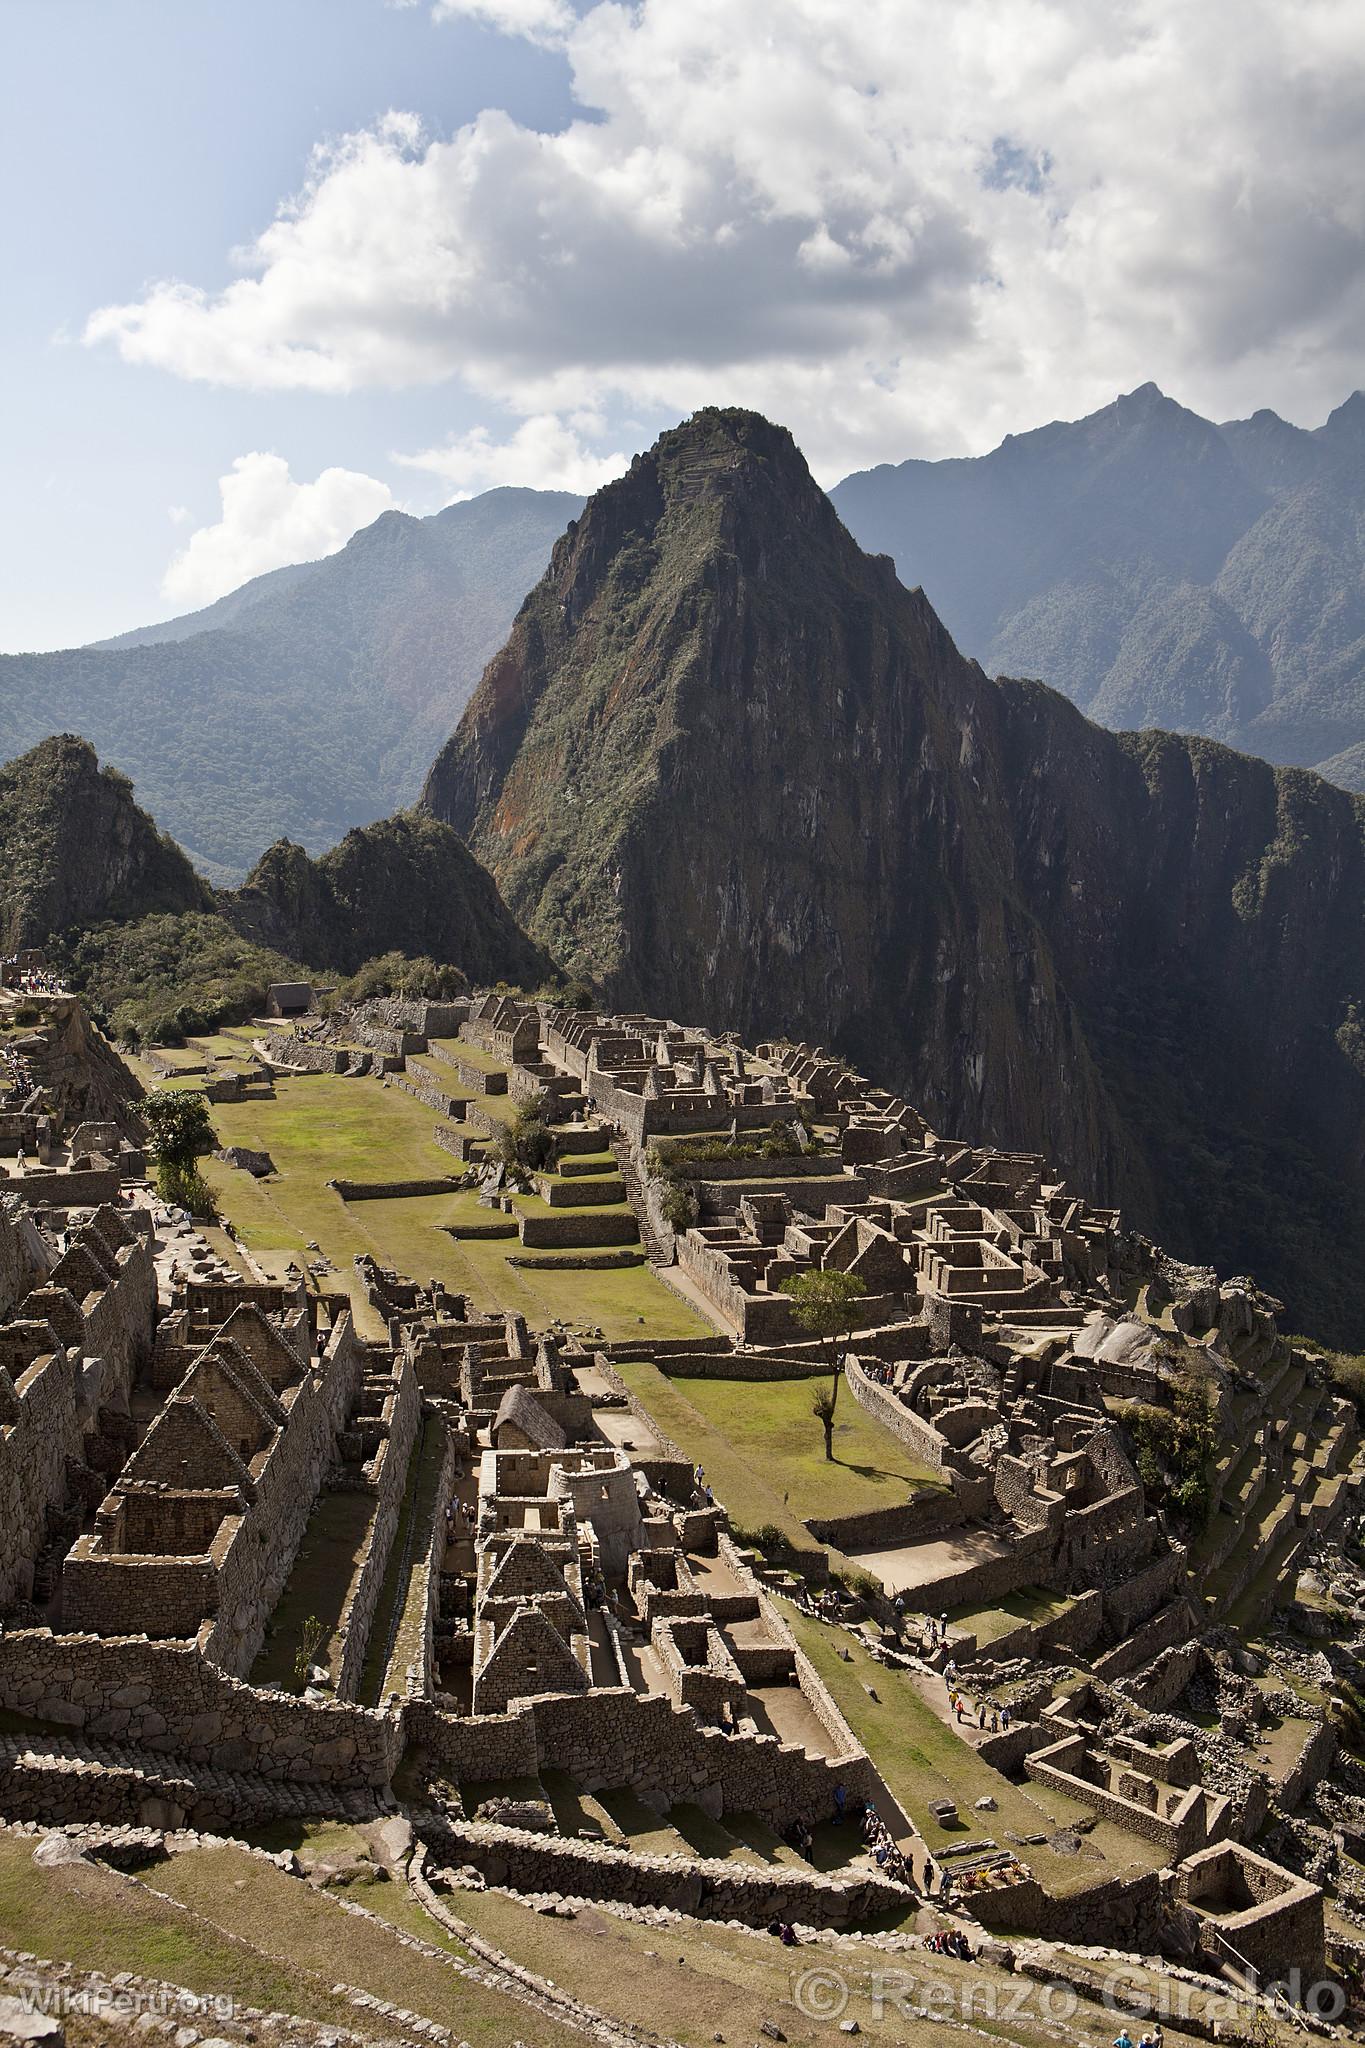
top-left (161, 453), bottom-right (394, 610)
top-left (87, 1), bottom-right (1365, 471)
top-left (397, 411), bottom-right (629, 496)
top-left (429, 0), bottom-right (572, 42)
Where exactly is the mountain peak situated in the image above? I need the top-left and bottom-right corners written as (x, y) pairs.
top-left (1320, 389), bottom-right (1365, 446)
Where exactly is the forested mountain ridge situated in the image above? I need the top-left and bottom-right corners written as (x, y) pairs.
top-left (0, 734), bottom-right (550, 1044)
top-left (0, 486), bottom-right (581, 878)
top-left (830, 382), bottom-right (1365, 782)
top-left (425, 405), bottom-right (1365, 1341)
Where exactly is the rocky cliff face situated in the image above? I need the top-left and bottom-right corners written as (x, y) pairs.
top-left (0, 736), bottom-right (209, 952)
top-left (222, 810), bottom-right (551, 985)
top-left (424, 409), bottom-right (1365, 1340)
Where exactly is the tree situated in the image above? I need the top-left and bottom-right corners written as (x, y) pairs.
top-left (142, 1089), bottom-right (213, 1174)
top-left (142, 1088), bottom-right (216, 1213)
top-left (779, 1268), bottom-right (868, 1442)
top-left (811, 1384), bottom-right (838, 1461)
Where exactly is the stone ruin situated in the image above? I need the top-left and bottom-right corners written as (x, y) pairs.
top-left (0, 984), bottom-right (1354, 2009)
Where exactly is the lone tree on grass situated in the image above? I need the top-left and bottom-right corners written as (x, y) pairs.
top-left (142, 1088), bottom-right (215, 1212)
top-left (779, 1268), bottom-right (867, 1460)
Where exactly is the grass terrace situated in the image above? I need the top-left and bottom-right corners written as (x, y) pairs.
top-left (142, 1840), bottom-right (579, 2048)
top-left (786, 1610), bottom-right (1170, 1899)
top-left (200, 1072), bottom-right (707, 1342)
top-left (663, 1370), bottom-right (946, 1520)
top-left (945, 1585), bottom-right (1075, 1647)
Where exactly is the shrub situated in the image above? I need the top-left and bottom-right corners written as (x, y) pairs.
top-left (660, 1181), bottom-right (699, 1231)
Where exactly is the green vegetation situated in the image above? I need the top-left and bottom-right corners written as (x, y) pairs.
top-left (1117, 1372), bottom-right (1219, 1524)
top-left (630, 1365), bottom-right (942, 1525)
top-left (647, 1120), bottom-right (812, 1168)
top-left (330, 950), bottom-right (469, 1004)
top-left (486, 1088), bottom-right (556, 1173)
top-left (141, 1085), bottom-right (216, 1212)
top-left (779, 1267), bottom-right (868, 1453)
top-left (58, 910), bottom-right (307, 1045)
top-left (201, 1068), bottom-right (705, 1342)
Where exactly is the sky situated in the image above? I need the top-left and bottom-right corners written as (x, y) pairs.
top-left (3, 0), bottom-right (1363, 651)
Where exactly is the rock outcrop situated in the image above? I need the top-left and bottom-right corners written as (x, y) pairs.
top-left (423, 407), bottom-right (1365, 1339)
top-left (221, 811), bottom-right (552, 986)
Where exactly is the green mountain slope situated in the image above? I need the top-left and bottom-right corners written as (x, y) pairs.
top-left (0, 735), bottom-right (209, 953)
top-left (0, 734), bottom-right (549, 1041)
top-left (424, 407), bottom-right (1365, 1341)
top-left (0, 487), bottom-right (581, 878)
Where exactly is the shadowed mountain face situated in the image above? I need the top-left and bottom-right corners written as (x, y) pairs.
top-left (0, 735), bottom-right (210, 953)
top-left (0, 487), bottom-right (582, 879)
top-left (424, 407), bottom-right (1365, 1341)
top-left (830, 384), bottom-right (1365, 785)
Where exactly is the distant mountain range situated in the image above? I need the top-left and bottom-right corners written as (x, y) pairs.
top-left (425, 406), bottom-right (1365, 1343)
top-left (0, 488), bottom-right (581, 879)
top-left (5, 383), bottom-right (1364, 885)
top-left (831, 382), bottom-right (1365, 784)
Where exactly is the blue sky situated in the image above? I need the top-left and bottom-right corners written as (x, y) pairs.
top-left (1, 0), bottom-right (584, 648)
top-left (3, 0), bottom-right (1362, 650)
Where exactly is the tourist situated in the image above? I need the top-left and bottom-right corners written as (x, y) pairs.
top-left (1113, 2030), bottom-right (1136, 2048)
top-left (833, 1782), bottom-right (848, 1825)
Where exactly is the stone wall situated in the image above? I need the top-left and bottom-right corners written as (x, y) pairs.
top-left (1116, 1638), bottom-right (1203, 1712)
top-left (846, 1358), bottom-right (952, 1470)
top-left (517, 1209), bottom-right (639, 1249)
top-left (654, 1351), bottom-right (830, 1382)
top-left (392, 1069), bottom-right (469, 1119)
top-left (526, 1678), bottom-right (876, 1830)
top-left (804, 1486), bottom-right (967, 1555)
top-left (333, 1177), bottom-right (463, 1201)
top-left (201, 1314), bottom-right (367, 1675)
top-left (336, 1360), bottom-right (422, 1700)
top-left (422, 1814), bottom-right (908, 1929)
top-left (1279, 1720), bottom-right (1337, 1812)
top-left (0, 1628), bottom-right (401, 1782)
top-left (0, 1342), bottom-right (87, 1611)
top-left (976, 1868), bottom-right (1166, 1950)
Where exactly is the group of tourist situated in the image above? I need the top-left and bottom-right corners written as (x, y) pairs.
top-left (947, 1685), bottom-right (1010, 1733)
top-left (923, 1927), bottom-right (975, 1960)
top-left (0, 1045), bottom-right (34, 1105)
top-left (861, 1359), bottom-right (898, 1387)
top-left (690, 1464), bottom-right (716, 1509)
top-left (860, 1801), bottom-right (911, 1883)
top-left (2, 960), bottom-right (62, 997)
top-left (1112, 2028), bottom-right (1163, 2048)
